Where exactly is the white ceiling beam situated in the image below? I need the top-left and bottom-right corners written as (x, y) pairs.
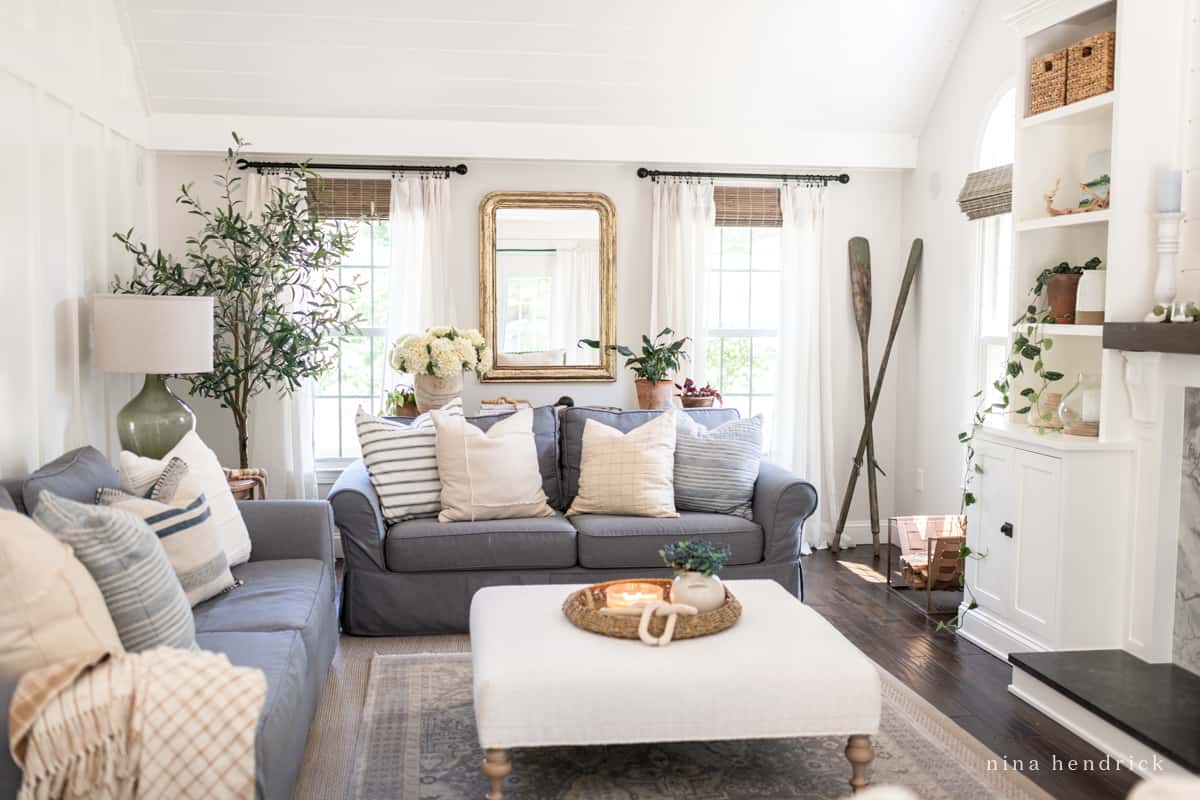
top-left (147, 114), bottom-right (918, 169)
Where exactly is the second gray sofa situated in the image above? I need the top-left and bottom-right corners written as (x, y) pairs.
top-left (330, 406), bottom-right (817, 635)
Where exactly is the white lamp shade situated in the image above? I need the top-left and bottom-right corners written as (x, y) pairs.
top-left (92, 294), bottom-right (214, 374)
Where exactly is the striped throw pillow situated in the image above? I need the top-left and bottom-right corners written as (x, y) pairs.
top-left (674, 413), bottom-right (764, 519)
top-left (97, 457), bottom-right (237, 606)
top-left (32, 491), bottom-right (197, 653)
top-left (357, 398), bottom-right (464, 523)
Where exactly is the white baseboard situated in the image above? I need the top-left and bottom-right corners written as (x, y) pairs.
top-left (831, 521), bottom-right (879, 548)
top-left (956, 606), bottom-right (1048, 661)
top-left (1009, 668), bottom-right (1187, 779)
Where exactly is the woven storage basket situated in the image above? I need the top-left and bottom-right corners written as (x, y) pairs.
top-left (1066, 32), bottom-right (1115, 104)
top-left (1028, 47), bottom-right (1067, 116)
top-left (562, 578), bottom-right (741, 641)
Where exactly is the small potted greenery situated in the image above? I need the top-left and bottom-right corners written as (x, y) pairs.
top-left (579, 327), bottom-right (690, 409)
top-left (659, 539), bottom-right (731, 613)
top-left (384, 385), bottom-right (419, 417)
top-left (1037, 257), bottom-right (1102, 323)
top-left (676, 378), bottom-right (722, 408)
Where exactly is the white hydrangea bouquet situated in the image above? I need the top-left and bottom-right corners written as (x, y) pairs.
top-left (388, 327), bottom-right (490, 412)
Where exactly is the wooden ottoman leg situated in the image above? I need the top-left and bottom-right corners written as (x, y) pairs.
top-left (845, 734), bottom-right (874, 793)
top-left (481, 748), bottom-right (511, 800)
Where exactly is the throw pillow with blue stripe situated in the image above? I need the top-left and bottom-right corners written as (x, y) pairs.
top-left (33, 490), bottom-right (197, 652)
top-left (674, 413), bottom-right (764, 519)
top-left (97, 457), bottom-right (236, 606)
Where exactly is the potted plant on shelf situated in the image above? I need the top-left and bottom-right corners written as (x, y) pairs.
top-left (389, 327), bottom-right (490, 412)
top-left (1036, 256), bottom-right (1103, 324)
top-left (579, 327), bottom-right (690, 409)
top-left (384, 384), bottom-right (419, 417)
top-left (659, 539), bottom-right (731, 613)
top-left (676, 378), bottom-right (722, 408)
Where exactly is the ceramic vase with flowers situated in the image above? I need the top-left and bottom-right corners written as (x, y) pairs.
top-left (389, 327), bottom-right (491, 412)
top-left (659, 539), bottom-right (732, 613)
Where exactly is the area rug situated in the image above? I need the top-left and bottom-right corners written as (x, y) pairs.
top-left (349, 653), bottom-right (1050, 800)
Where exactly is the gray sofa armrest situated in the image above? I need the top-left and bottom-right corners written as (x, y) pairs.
top-left (753, 461), bottom-right (819, 564)
top-left (0, 675), bottom-right (22, 794)
top-left (239, 499), bottom-right (335, 566)
top-left (328, 460), bottom-right (388, 571)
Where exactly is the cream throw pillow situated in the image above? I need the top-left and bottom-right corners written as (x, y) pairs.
top-left (119, 431), bottom-right (252, 566)
top-left (567, 410), bottom-right (679, 518)
top-left (432, 408), bottom-right (554, 522)
top-left (0, 509), bottom-right (123, 677)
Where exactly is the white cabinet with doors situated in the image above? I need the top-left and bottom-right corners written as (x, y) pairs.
top-left (959, 420), bottom-right (1132, 658)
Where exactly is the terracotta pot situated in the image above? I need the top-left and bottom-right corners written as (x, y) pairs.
top-left (680, 395), bottom-right (715, 408)
top-left (635, 379), bottom-right (675, 409)
top-left (413, 373), bottom-right (463, 412)
top-left (1046, 273), bottom-right (1082, 323)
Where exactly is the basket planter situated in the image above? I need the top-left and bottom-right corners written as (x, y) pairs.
top-left (1046, 273), bottom-right (1082, 323)
top-left (413, 373), bottom-right (463, 412)
top-left (1067, 32), bottom-right (1116, 104)
top-left (680, 395), bottom-right (715, 408)
top-left (635, 379), bottom-right (675, 409)
top-left (1028, 47), bottom-right (1067, 116)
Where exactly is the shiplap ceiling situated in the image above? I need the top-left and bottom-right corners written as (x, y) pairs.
top-left (122, 0), bottom-right (976, 134)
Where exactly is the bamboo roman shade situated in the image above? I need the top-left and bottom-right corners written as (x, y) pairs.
top-left (714, 186), bottom-right (782, 227)
top-left (957, 164), bottom-right (1012, 220)
top-left (306, 177), bottom-right (391, 220)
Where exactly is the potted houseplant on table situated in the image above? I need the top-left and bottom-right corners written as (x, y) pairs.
top-left (659, 539), bottom-right (732, 613)
top-left (1037, 257), bottom-right (1102, 324)
top-left (111, 134), bottom-right (360, 468)
top-left (579, 327), bottom-right (690, 409)
top-left (385, 384), bottom-right (419, 417)
top-left (389, 327), bottom-right (490, 412)
top-left (676, 378), bottom-right (722, 408)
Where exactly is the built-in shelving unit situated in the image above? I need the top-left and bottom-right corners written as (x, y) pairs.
top-left (1042, 323), bottom-right (1103, 337)
top-left (1019, 90), bottom-right (1115, 128)
top-left (1014, 209), bottom-right (1110, 231)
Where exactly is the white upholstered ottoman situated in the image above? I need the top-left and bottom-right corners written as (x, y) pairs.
top-left (469, 579), bottom-right (882, 798)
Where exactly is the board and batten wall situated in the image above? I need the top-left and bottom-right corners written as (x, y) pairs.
top-left (0, 0), bottom-right (154, 478)
top-left (154, 153), bottom-right (906, 541)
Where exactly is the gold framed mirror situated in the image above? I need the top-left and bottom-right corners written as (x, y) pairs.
top-left (479, 191), bottom-right (617, 382)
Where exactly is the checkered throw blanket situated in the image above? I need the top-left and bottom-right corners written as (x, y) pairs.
top-left (9, 647), bottom-right (266, 800)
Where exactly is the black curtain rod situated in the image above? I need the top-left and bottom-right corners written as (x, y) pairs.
top-left (235, 158), bottom-right (468, 177)
top-left (636, 167), bottom-right (849, 185)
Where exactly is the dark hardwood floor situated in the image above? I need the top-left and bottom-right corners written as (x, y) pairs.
top-left (803, 545), bottom-right (1141, 800)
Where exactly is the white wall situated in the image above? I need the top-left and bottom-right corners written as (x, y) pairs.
top-left (154, 153), bottom-right (905, 537)
top-left (0, 0), bottom-right (153, 478)
top-left (893, 0), bottom-right (1017, 516)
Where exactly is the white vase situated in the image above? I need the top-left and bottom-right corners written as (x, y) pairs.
top-left (669, 572), bottom-right (725, 613)
top-left (1075, 270), bottom-right (1106, 324)
top-left (413, 373), bottom-right (463, 412)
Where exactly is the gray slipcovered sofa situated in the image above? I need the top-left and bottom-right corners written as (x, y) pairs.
top-left (0, 447), bottom-right (337, 800)
top-left (330, 406), bottom-right (817, 635)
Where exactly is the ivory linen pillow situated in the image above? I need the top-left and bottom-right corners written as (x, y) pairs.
top-left (567, 409), bottom-right (678, 518)
top-left (0, 510), bottom-right (123, 678)
top-left (432, 407), bottom-right (554, 523)
top-left (119, 431), bottom-right (252, 567)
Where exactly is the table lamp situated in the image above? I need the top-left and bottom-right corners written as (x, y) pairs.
top-left (92, 294), bottom-right (214, 458)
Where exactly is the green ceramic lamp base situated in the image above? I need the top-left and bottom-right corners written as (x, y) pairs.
top-left (116, 374), bottom-right (196, 459)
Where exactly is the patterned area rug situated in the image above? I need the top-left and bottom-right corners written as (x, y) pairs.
top-left (349, 653), bottom-right (1051, 800)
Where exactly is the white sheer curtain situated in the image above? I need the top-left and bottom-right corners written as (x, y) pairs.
top-left (386, 174), bottom-right (455, 385)
top-left (244, 173), bottom-right (317, 499)
top-left (550, 242), bottom-right (600, 364)
top-left (771, 184), bottom-right (843, 552)
top-left (649, 179), bottom-right (715, 384)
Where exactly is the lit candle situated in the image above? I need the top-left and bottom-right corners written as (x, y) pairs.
top-left (605, 582), bottom-right (664, 610)
top-left (1157, 170), bottom-right (1183, 213)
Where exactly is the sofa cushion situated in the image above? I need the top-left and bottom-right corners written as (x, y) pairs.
top-left (560, 407), bottom-right (739, 506)
top-left (385, 513), bottom-right (577, 572)
top-left (572, 511), bottom-right (764, 569)
top-left (22, 446), bottom-right (118, 514)
top-left (193, 559), bottom-right (330, 664)
top-left (196, 629), bottom-right (311, 800)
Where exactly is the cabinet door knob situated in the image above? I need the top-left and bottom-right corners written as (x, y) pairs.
top-left (1001, 522), bottom-right (1014, 538)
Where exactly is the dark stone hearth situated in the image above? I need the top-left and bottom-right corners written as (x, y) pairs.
top-left (1010, 649), bottom-right (1200, 772)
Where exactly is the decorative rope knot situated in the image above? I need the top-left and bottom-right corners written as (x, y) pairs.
top-left (599, 600), bottom-right (699, 646)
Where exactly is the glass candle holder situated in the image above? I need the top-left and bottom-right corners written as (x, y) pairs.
top-left (1058, 372), bottom-right (1101, 437)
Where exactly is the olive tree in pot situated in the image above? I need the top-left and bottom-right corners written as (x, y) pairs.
top-left (580, 327), bottom-right (690, 409)
top-left (112, 134), bottom-right (361, 468)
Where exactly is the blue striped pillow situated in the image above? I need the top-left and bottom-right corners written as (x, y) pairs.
top-left (674, 414), bottom-right (764, 519)
top-left (33, 491), bottom-right (196, 652)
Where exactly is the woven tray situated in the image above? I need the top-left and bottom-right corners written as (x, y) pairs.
top-left (562, 578), bottom-right (741, 641)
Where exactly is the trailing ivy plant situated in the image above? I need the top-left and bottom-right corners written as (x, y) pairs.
top-left (112, 133), bottom-right (361, 467)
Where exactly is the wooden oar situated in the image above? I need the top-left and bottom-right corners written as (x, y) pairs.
top-left (847, 237), bottom-right (881, 558)
top-left (832, 239), bottom-right (923, 553)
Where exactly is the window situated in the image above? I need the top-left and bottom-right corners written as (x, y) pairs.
top-left (313, 219), bottom-right (391, 462)
top-left (705, 225), bottom-right (781, 443)
top-left (975, 87), bottom-right (1015, 408)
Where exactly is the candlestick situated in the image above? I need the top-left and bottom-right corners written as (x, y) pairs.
top-left (1146, 211), bottom-right (1185, 321)
top-left (1157, 170), bottom-right (1183, 213)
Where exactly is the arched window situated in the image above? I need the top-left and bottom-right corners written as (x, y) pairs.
top-left (975, 87), bottom-right (1015, 407)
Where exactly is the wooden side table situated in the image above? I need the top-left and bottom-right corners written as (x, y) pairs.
top-left (224, 468), bottom-right (268, 500)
